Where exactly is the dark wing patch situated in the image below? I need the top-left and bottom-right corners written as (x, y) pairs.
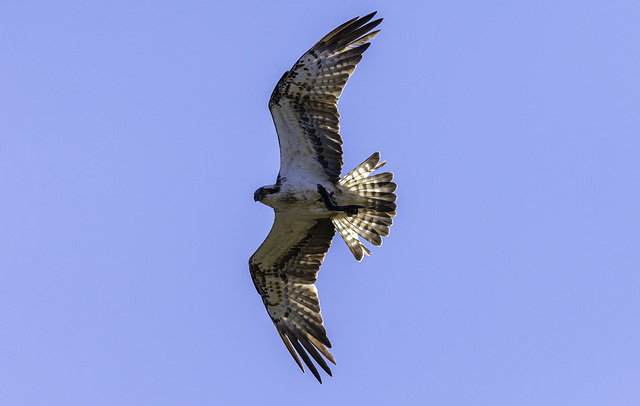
top-left (269, 12), bottom-right (382, 184)
top-left (249, 215), bottom-right (337, 383)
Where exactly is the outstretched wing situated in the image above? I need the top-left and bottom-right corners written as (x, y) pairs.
top-left (269, 12), bottom-right (382, 185)
top-left (249, 214), bottom-right (337, 382)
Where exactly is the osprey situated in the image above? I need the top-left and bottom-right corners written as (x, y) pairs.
top-left (250, 12), bottom-right (397, 383)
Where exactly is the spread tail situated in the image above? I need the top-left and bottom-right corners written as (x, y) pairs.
top-left (332, 152), bottom-right (397, 261)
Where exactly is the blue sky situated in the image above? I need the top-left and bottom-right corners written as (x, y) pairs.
top-left (2, 1), bottom-right (639, 404)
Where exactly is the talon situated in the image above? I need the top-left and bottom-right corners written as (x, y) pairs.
top-left (318, 184), bottom-right (337, 210)
top-left (318, 183), bottom-right (363, 215)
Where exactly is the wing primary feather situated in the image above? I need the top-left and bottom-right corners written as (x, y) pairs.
top-left (344, 31), bottom-right (380, 51)
top-left (314, 13), bottom-right (364, 45)
top-left (298, 335), bottom-right (333, 377)
top-left (318, 12), bottom-right (379, 48)
top-left (277, 328), bottom-right (304, 372)
top-left (330, 22), bottom-right (382, 50)
top-left (307, 334), bottom-right (336, 365)
top-left (288, 331), bottom-right (323, 383)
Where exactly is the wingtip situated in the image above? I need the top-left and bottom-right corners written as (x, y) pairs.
top-left (311, 369), bottom-right (323, 384)
top-left (361, 11), bottom-right (383, 26)
top-left (300, 365), bottom-right (324, 384)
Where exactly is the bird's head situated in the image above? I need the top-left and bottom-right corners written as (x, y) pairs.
top-left (254, 185), bottom-right (279, 202)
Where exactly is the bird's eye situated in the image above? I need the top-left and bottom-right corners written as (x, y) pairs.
top-left (260, 189), bottom-right (267, 194)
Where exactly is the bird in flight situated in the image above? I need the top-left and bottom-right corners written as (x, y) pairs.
top-left (249, 12), bottom-right (397, 383)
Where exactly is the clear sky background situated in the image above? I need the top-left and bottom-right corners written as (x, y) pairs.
top-left (2, 1), bottom-right (639, 405)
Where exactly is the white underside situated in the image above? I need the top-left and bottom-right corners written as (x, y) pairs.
top-left (259, 179), bottom-right (340, 217)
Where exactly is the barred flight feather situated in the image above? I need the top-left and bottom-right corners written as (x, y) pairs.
top-left (334, 152), bottom-right (397, 261)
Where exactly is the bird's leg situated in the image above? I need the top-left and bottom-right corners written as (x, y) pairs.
top-left (317, 184), bottom-right (364, 217)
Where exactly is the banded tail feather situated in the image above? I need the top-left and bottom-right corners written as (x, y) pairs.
top-left (333, 152), bottom-right (397, 261)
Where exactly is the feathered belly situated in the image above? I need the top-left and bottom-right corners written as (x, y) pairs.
top-left (272, 190), bottom-right (328, 214)
top-left (266, 184), bottom-right (332, 216)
